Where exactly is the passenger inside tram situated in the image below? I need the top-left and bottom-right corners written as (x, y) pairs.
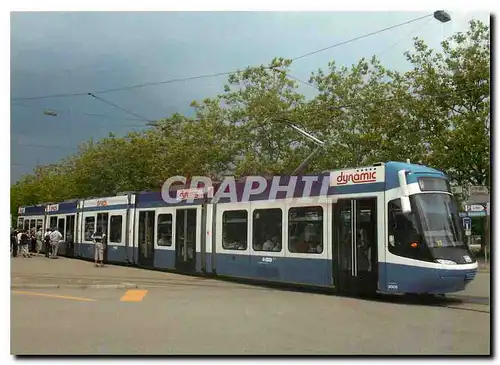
top-left (262, 235), bottom-right (275, 251)
top-left (290, 224), bottom-right (321, 253)
top-left (272, 236), bottom-right (282, 251)
top-left (356, 225), bottom-right (371, 271)
top-left (158, 232), bottom-right (172, 246)
top-left (391, 212), bottom-right (421, 249)
top-left (222, 231), bottom-right (247, 250)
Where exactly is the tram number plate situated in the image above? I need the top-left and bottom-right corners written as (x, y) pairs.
top-left (262, 257), bottom-right (273, 263)
top-left (387, 283), bottom-right (399, 290)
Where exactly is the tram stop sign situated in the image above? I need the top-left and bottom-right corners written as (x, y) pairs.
top-left (462, 217), bottom-right (471, 229)
top-left (462, 216), bottom-right (472, 236)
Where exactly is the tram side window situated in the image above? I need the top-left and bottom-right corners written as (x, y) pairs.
top-left (222, 210), bottom-right (248, 250)
top-left (23, 220), bottom-right (30, 231)
top-left (387, 199), bottom-right (431, 261)
top-left (253, 208), bottom-right (282, 252)
top-left (49, 217), bottom-right (57, 230)
top-left (109, 215), bottom-right (123, 243)
top-left (85, 217), bottom-right (95, 241)
top-left (58, 218), bottom-right (66, 240)
top-left (65, 216), bottom-right (75, 243)
top-left (96, 213), bottom-right (109, 236)
top-left (36, 219), bottom-right (43, 231)
top-left (288, 206), bottom-right (324, 254)
top-left (157, 214), bottom-right (173, 246)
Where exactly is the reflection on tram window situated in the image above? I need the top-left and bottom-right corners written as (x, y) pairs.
top-left (157, 214), bottom-right (173, 246)
top-left (65, 216), bottom-right (75, 243)
top-left (288, 206), bottom-right (323, 254)
top-left (49, 217), bottom-right (57, 230)
top-left (109, 215), bottom-right (123, 243)
top-left (222, 210), bottom-right (248, 250)
top-left (96, 213), bottom-right (109, 236)
top-left (84, 217), bottom-right (95, 241)
top-left (138, 211), bottom-right (155, 259)
top-left (413, 194), bottom-right (464, 248)
top-left (253, 208), bottom-right (282, 252)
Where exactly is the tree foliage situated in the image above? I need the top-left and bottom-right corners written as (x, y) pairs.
top-left (11, 20), bottom-right (490, 215)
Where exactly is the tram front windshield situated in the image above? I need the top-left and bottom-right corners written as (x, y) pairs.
top-left (411, 193), bottom-right (466, 249)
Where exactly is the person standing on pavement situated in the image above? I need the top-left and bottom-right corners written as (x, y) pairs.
top-left (36, 227), bottom-right (43, 254)
top-left (49, 227), bottom-right (62, 258)
top-left (44, 228), bottom-right (52, 258)
top-left (19, 230), bottom-right (30, 258)
top-left (92, 230), bottom-right (105, 267)
top-left (11, 230), bottom-right (18, 257)
top-left (30, 228), bottom-right (36, 253)
top-left (16, 230), bottom-right (22, 255)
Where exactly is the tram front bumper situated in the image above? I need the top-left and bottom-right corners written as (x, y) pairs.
top-left (382, 263), bottom-right (477, 295)
top-left (429, 269), bottom-right (477, 294)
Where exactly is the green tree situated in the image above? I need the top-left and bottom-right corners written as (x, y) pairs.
top-left (404, 19), bottom-right (490, 189)
top-left (220, 57), bottom-right (307, 176)
top-left (306, 56), bottom-right (425, 170)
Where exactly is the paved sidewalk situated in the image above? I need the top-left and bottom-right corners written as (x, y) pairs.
top-left (11, 254), bottom-right (490, 290)
top-left (10, 255), bottom-right (211, 289)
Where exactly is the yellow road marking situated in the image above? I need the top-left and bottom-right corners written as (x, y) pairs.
top-left (120, 289), bottom-right (148, 302)
top-left (11, 290), bottom-right (96, 302)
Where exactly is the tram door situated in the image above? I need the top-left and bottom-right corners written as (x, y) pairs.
top-left (65, 215), bottom-right (76, 257)
top-left (175, 209), bottom-right (197, 272)
top-left (333, 198), bottom-right (378, 294)
top-left (138, 211), bottom-right (155, 268)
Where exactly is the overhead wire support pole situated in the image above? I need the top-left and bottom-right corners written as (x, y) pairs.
top-left (285, 120), bottom-right (325, 176)
top-left (264, 116), bottom-right (326, 176)
top-left (285, 122), bottom-right (325, 147)
top-left (291, 146), bottom-right (324, 176)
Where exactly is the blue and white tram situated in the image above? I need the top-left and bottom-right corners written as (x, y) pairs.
top-left (14, 161), bottom-right (478, 295)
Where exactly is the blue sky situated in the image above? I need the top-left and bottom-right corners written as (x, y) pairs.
top-left (10, 11), bottom-right (490, 183)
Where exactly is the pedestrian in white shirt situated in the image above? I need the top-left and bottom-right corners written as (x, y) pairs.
top-left (91, 231), bottom-right (106, 267)
top-left (17, 230), bottom-right (30, 258)
top-left (36, 227), bottom-right (43, 254)
top-left (49, 228), bottom-right (63, 258)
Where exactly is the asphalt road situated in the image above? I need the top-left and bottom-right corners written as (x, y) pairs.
top-left (11, 273), bottom-right (491, 355)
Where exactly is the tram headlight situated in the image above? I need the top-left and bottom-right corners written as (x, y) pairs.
top-left (436, 259), bottom-right (457, 265)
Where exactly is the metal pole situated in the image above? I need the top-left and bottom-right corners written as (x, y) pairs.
top-left (484, 230), bottom-right (488, 265)
top-left (286, 123), bottom-right (325, 147)
top-left (183, 211), bottom-right (188, 262)
top-left (291, 145), bottom-right (323, 176)
top-left (485, 212), bottom-right (489, 266)
top-left (281, 119), bottom-right (325, 175)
